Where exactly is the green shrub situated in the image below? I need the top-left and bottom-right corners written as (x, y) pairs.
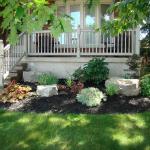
top-left (76, 87), bottom-right (105, 107)
top-left (73, 58), bottom-right (109, 84)
top-left (140, 74), bottom-right (150, 96)
top-left (37, 73), bottom-right (58, 85)
top-left (106, 83), bottom-right (119, 96)
top-left (83, 58), bottom-right (109, 84)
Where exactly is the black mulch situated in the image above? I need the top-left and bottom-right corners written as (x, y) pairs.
top-left (0, 81), bottom-right (150, 114)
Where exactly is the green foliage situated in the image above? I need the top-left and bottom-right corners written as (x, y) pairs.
top-left (83, 58), bottom-right (109, 84)
top-left (37, 73), bottom-right (58, 85)
top-left (65, 77), bottom-right (73, 88)
top-left (106, 83), bottom-right (119, 96)
top-left (140, 74), bottom-right (150, 97)
top-left (0, 0), bottom-right (72, 44)
top-left (73, 58), bottom-right (109, 84)
top-left (87, 0), bottom-right (150, 35)
top-left (102, 0), bottom-right (150, 35)
top-left (1, 0), bottom-right (150, 43)
top-left (76, 87), bottom-right (105, 107)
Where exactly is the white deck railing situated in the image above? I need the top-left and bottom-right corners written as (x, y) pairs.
top-left (3, 33), bottom-right (26, 79)
top-left (27, 28), bottom-right (137, 57)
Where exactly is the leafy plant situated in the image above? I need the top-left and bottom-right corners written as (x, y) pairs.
top-left (0, 80), bottom-right (32, 103)
top-left (106, 83), bottom-right (119, 96)
top-left (0, 1), bottom-right (72, 44)
top-left (83, 58), bottom-right (109, 84)
top-left (65, 78), bottom-right (73, 88)
top-left (76, 87), bottom-right (105, 107)
top-left (37, 73), bottom-right (58, 85)
top-left (71, 82), bottom-right (84, 95)
top-left (73, 58), bottom-right (109, 84)
top-left (140, 74), bottom-right (150, 97)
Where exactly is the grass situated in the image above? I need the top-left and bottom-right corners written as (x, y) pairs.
top-left (0, 110), bottom-right (150, 150)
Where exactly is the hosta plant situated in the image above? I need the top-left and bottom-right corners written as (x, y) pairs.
top-left (76, 87), bottom-right (105, 107)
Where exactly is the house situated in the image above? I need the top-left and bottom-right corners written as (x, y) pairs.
top-left (0, 0), bottom-right (140, 86)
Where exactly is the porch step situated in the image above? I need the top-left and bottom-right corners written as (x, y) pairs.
top-left (14, 66), bottom-right (23, 71)
top-left (4, 63), bottom-right (28, 87)
top-left (9, 72), bottom-right (18, 77)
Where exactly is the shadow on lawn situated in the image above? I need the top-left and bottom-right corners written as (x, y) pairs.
top-left (0, 110), bottom-right (150, 150)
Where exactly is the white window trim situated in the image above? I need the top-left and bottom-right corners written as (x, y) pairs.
top-left (56, 0), bottom-right (113, 29)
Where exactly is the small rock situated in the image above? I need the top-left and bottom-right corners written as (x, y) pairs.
top-left (36, 85), bottom-right (58, 97)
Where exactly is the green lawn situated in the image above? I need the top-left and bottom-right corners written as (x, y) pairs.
top-left (0, 110), bottom-right (150, 150)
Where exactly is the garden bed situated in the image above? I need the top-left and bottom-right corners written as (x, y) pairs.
top-left (0, 81), bottom-right (149, 114)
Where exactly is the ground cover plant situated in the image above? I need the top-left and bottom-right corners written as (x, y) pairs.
top-left (0, 80), bottom-right (32, 103)
top-left (0, 110), bottom-right (149, 150)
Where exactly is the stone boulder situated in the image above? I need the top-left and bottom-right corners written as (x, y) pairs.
top-left (105, 78), bottom-right (140, 96)
top-left (36, 85), bottom-right (58, 97)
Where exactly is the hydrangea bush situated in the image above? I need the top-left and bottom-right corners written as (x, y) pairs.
top-left (76, 87), bottom-right (105, 107)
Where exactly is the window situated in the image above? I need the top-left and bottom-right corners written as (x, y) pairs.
top-left (100, 4), bottom-right (111, 25)
top-left (70, 5), bottom-right (80, 29)
top-left (85, 6), bottom-right (96, 28)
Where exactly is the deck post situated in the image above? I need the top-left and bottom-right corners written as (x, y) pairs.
top-left (23, 33), bottom-right (27, 56)
top-left (135, 26), bottom-right (140, 55)
top-left (0, 40), bottom-right (4, 88)
top-left (77, 26), bottom-right (81, 58)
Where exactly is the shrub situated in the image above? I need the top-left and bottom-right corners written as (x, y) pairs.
top-left (106, 83), bottom-right (119, 96)
top-left (73, 58), bottom-right (109, 84)
top-left (76, 87), bottom-right (105, 107)
top-left (83, 58), bottom-right (109, 84)
top-left (37, 73), bottom-right (58, 85)
top-left (140, 74), bottom-right (150, 96)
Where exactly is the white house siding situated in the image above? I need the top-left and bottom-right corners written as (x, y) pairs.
top-left (22, 57), bottom-right (129, 78)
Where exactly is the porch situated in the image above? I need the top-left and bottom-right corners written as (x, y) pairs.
top-left (27, 28), bottom-right (139, 57)
top-left (1, 27), bottom-right (140, 81)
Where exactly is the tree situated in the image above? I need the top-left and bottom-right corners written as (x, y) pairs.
top-left (0, 0), bottom-right (72, 44)
top-left (88, 0), bottom-right (150, 35)
top-left (0, 0), bottom-right (150, 43)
